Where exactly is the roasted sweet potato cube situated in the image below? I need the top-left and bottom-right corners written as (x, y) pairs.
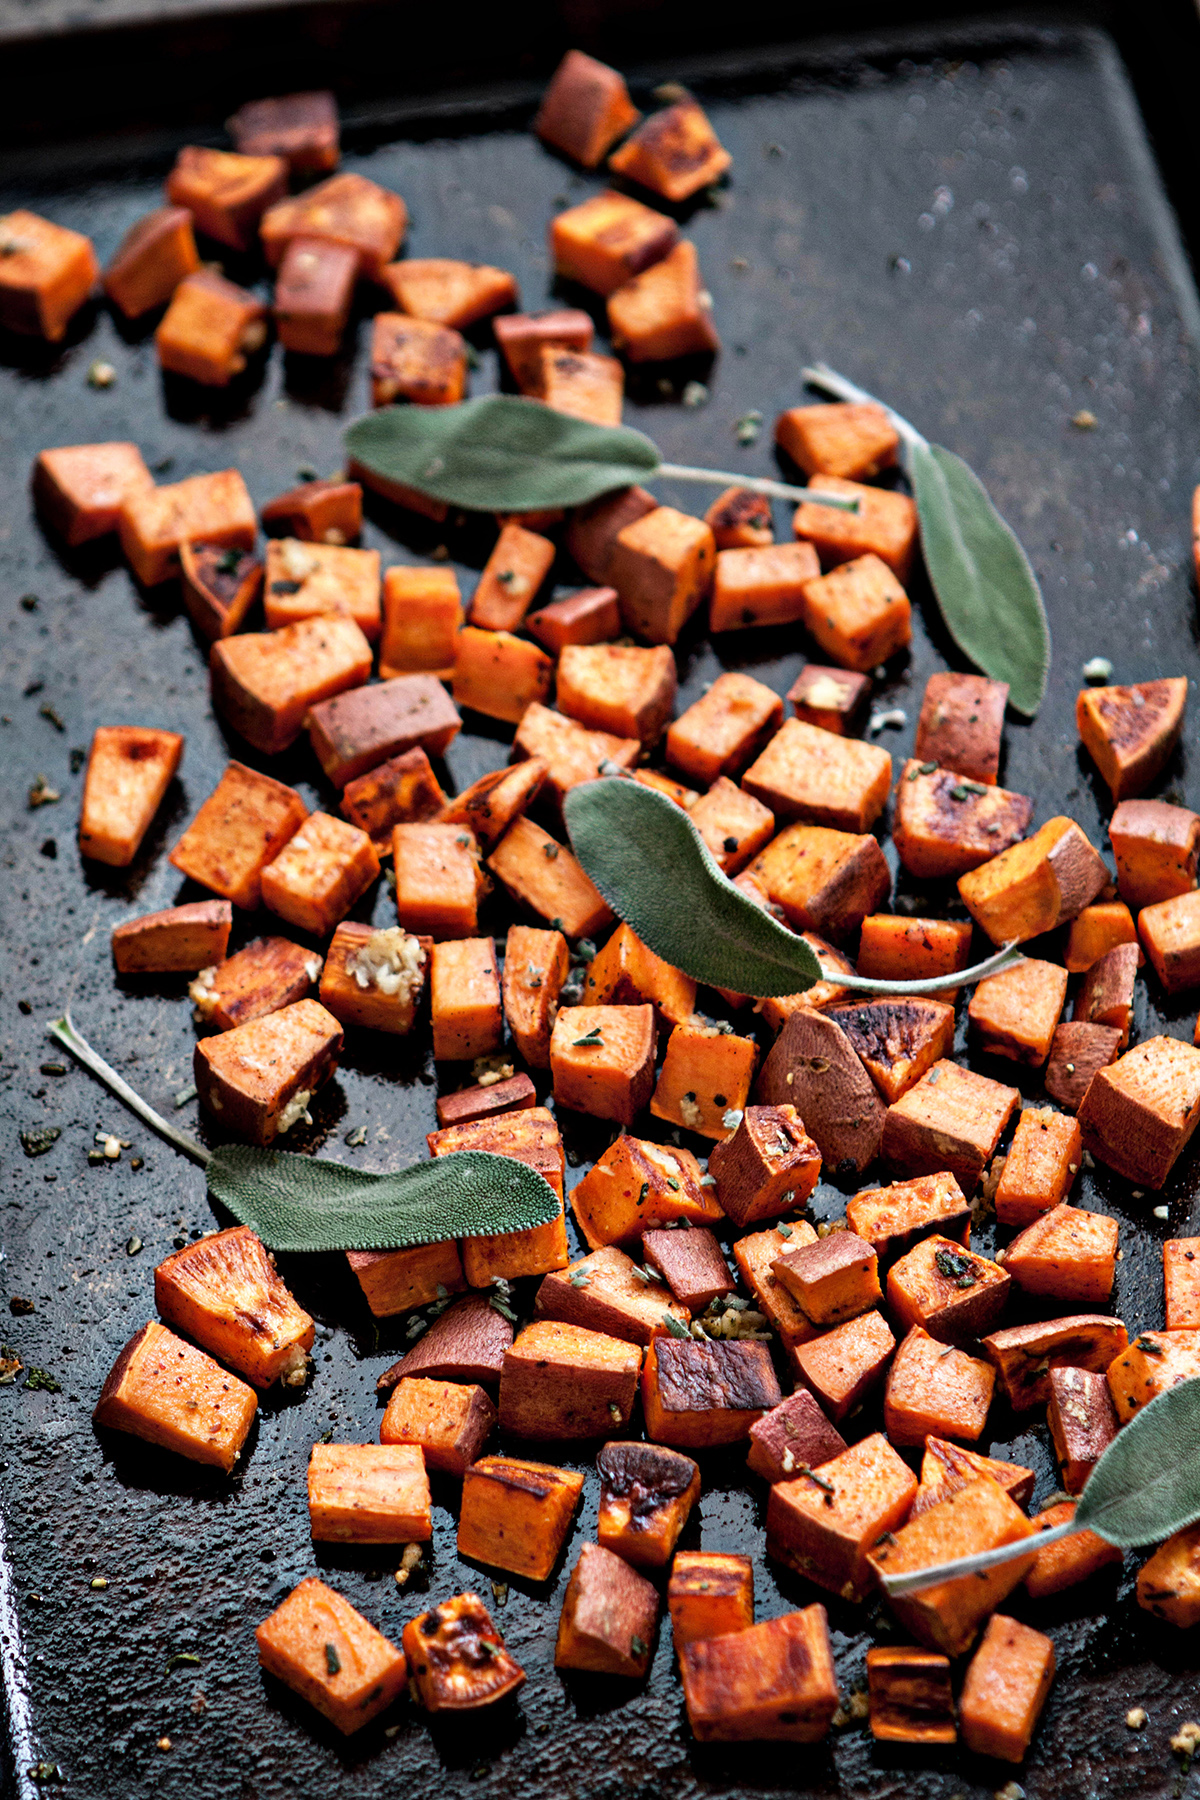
top-left (263, 478), bottom-right (362, 547)
top-left (551, 189), bottom-right (677, 296)
top-left (190, 935), bottom-right (321, 1031)
top-left (748, 823), bottom-right (891, 940)
top-left (882, 1060), bottom-right (1019, 1190)
top-left (798, 553), bottom-right (912, 673)
top-left (912, 672), bottom-right (1008, 786)
top-left (594, 1441), bottom-right (700, 1570)
top-left (856, 916), bottom-right (974, 988)
top-left (708, 1105), bottom-right (821, 1226)
top-left (787, 663), bottom-right (870, 736)
top-left (733, 1224), bottom-right (820, 1365)
top-left (430, 938), bottom-right (501, 1062)
top-left (513, 705), bottom-right (640, 817)
top-left (454, 626), bottom-right (553, 725)
top-left (0, 209), bottom-right (98, 341)
top-left (746, 1388), bottom-right (846, 1484)
top-left (78, 725), bottom-right (183, 868)
top-left (154, 1224), bottom-right (313, 1388)
top-left (435, 1072), bottom-right (535, 1129)
top-left (1107, 1328), bottom-right (1200, 1421)
top-left (982, 1314), bottom-right (1128, 1410)
top-left (1023, 1500), bottom-right (1122, 1597)
top-left (1139, 888), bottom-right (1200, 995)
top-left (680, 1606), bottom-right (839, 1743)
top-left (381, 256), bottom-right (517, 329)
top-left (1002, 1202), bottom-right (1117, 1305)
top-left (1164, 1237), bottom-right (1200, 1330)
top-left (743, 718), bottom-right (892, 832)
top-left (709, 541), bottom-right (818, 634)
top-left (170, 762), bottom-right (307, 909)
top-left (791, 1309), bottom-right (895, 1422)
top-left (651, 1023), bottom-right (757, 1140)
top-left (104, 204), bottom-right (199, 318)
top-left (571, 1135), bottom-right (721, 1248)
top-left (502, 923), bottom-right (568, 1068)
top-left (1109, 796), bottom-right (1200, 910)
top-left (1047, 1364), bottom-right (1117, 1494)
top-left (867, 1646), bottom-right (955, 1745)
top-left (228, 90), bottom-right (339, 173)
top-left (156, 268), bottom-right (268, 386)
top-left (1073, 941), bottom-right (1138, 1048)
top-left (459, 1455), bottom-right (584, 1579)
top-left (346, 1241), bottom-right (465, 1319)
top-left (1045, 1021), bottom-right (1123, 1112)
top-left (705, 485), bottom-right (773, 550)
top-left (609, 505), bottom-right (715, 646)
top-left (551, 1003), bottom-right (656, 1124)
top-left (887, 1235), bottom-right (1010, 1344)
top-left (194, 998), bottom-right (341, 1143)
top-left (526, 586), bottom-right (620, 654)
top-left (642, 1227), bottom-right (733, 1313)
top-left (311, 674), bottom-right (461, 788)
top-left (1136, 1521), bottom-right (1200, 1627)
top-left (440, 761), bottom-right (546, 853)
top-left (540, 345), bottom-right (625, 425)
top-left (495, 307), bottom-right (594, 391)
top-left (379, 1291), bottom-right (508, 1384)
top-left (959, 1614), bottom-right (1055, 1763)
top-left (609, 96), bottom-right (729, 200)
top-left (488, 817), bottom-right (612, 940)
top-left (755, 1006), bottom-right (886, 1173)
top-left (583, 921), bottom-right (695, 1026)
top-left (403, 1593), bottom-right (524, 1710)
top-left (669, 1551), bottom-right (754, 1645)
top-left (273, 236), bottom-right (356, 355)
top-left (968, 957), bottom-right (1068, 1067)
top-left (113, 899), bottom-right (231, 976)
top-left (468, 523), bottom-right (554, 633)
top-left (499, 1320), bottom-right (640, 1440)
top-left (1065, 900), bottom-right (1138, 972)
top-left (392, 822), bottom-right (481, 938)
top-left (793, 476), bottom-right (918, 583)
top-left (845, 1171), bottom-right (970, 1265)
top-left (869, 1478), bottom-right (1038, 1656)
top-left (263, 538), bottom-right (380, 637)
top-left (777, 403), bottom-right (899, 482)
top-left (319, 923), bottom-right (427, 1035)
top-left (179, 542), bottom-right (263, 642)
top-left (379, 1377), bottom-right (496, 1476)
top-left (884, 1325), bottom-right (995, 1446)
top-left (33, 440), bottom-right (152, 547)
top-left (341, 747), bottom-right (447, 850)
top-left (643, 1337), bottom-right (780, 1448)
top-left (636, 768), bottom-right (700, 809)
top-left (913, 1437), bottom-right (1035, 1517)
top-left (772, 1233), bottom-right (880, 1327)
top-left (826, 998), bottom-right (957, 1103)
top-left (166, 146), bottom-right (285, 251)
top-left (767, 1431), bottom-right (916, 1600)
top-left (256, 1579), bottom-right (406, 1734)
top-left (1077, 677), bottom-right (1187, 801)
top-left (535, 1243), bottom-right (688, 1344)
top-left (308, 1442), bottom-right (430, 1543)
top-left (994, 1106), bottom-right (1081, 1226)
top-left (212, 615), bottom-right (373, 756)
top-left (555, 1541), bottom-right (659, 1677)
top-left (535, 49), bottom-right (640, 167)
top-left (119, 467), bottom-right (255, 588)
top-left (566, 492), bottom-right (656, 597)
top-left (261, 171), bottom-right (406, 281)
top-left (959, 816), bottom-right (1110, 946)
top-left (377, 564), bottom-right (461, 679)
top-left (607, 239), bottom-right (719, 362)
top-left (666, 673), bottom-right (782, 788)
top-left (1079, 1034), bottom-right (1200, 1186)
top-left (894, 760), bottom-right (1033, 880)
top-left (95, 1319), bottom-right (258, 1470)
top-left (260, 811), bottom-right (378, 935)
top-left (557, 643), bottom-right (676, 748)
top-left (370, 312), bottom-right (466, 406)
top-left (430, 1108), bottom-right (568, 1286)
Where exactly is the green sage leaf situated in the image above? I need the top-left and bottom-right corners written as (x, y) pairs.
top-left (206, 1144), bottom-right (561, 1254)
top-left (1075, 1375), bottom-right (1200, 1547)
top-left (909, 440), bottom-right (1050, 718)
top-left (344, 395), bottom-right (660, 512)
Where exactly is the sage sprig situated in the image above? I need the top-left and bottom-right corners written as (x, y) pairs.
top-left (878, 1376), bottom-right (1200, 1597)
top-left (803, 365), bottom-right (1051, 716)
top-left (562, 780), bottom-right (1022, 998)
top-left (47, 1013), bottom-right (560, 1253)
top-left (343, 395), bottom-right (859, 516)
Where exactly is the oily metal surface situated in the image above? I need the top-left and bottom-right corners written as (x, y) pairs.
top-left (2, 16), bottom-right (1200, 1800)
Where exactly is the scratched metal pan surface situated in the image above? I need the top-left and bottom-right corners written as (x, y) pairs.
top-left (2, 12), bottom-right (1200, 1800)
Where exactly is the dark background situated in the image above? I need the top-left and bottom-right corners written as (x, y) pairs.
top-left (3, 5), bottom-right (1200, 1799)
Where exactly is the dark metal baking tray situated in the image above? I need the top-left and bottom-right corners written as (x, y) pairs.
top-left (3, 7), bottom-right (1200, 1799)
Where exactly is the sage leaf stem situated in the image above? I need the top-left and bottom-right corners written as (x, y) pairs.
top-left (47, 1012), bottom-right (211, 1167)
top-left (878, 1518), bottom-right (1077, 1598)
top-left (655, 463), bottom-right (860, 513)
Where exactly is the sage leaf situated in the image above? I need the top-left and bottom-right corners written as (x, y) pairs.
top-left (563, 779), bottom-right (1023, 997)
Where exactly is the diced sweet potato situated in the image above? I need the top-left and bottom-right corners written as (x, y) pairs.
top-left (454, 626), bottom-right (553, 725)
top-left (666, 672), bottom-right (782, 788)
top-left (1079, 1034), bottom-right (1200, 1186)
top-left (755, 1006), bottom-right (886, 1173)
top-left (341, 747), bottom-right (446, 851)
top-left (1077, 677), bottom-right (1188, 800)
top-left (263, 538), bottom-right (380, 637)
top-left (392, 822), bottom-right (481, 937)
top-left (705, 486), bottom-right (774, 550)
top-left (555, 1541), bottom-right (659, 1677)
top-left (787, 663), bottom-right (871, 736)
top-left (709, 541), bottom-right (819, 634)
top-left (609, 97), bottom-right (730, 201)
top-left (377, 565), bottom-right (462, 679)
top-left (468, 523), bottom-right (554, 633)
top-left (733, 1224), bottom-right (820, 1367)
top-left (458, 1456), bottom-right (584, 1579)
top-left (1110, 798), bottom-right (1200, 909)
top-left (669, 1550), bottom-right (754, 1645)
top-left (1136, 1521), bottom-right (1200, 1627)
top-left (1045, 1020), bottom-right (1123, 1112)
top-left (346, 1241), bottom-right (465, 1320)
top-left (912, 1437), bottom-right (1035, 1517)
top-left (959, 816), bottom-right (1110, 946)
top-left (708, 1104), bottom-right (822, 1226)
top-left (541, 345), bottom-right (625, 426)
top-left (228, 90), bottom-right (339, 172)
top-left (1074, 941), bottom-right (1138, 1047)
top-left (1107, 1328), bottom-right (1200, 1421)
top-left (440, 761), bottom-right (546, 855)
top-left (379, 1377), bottom-right (496, 1476)
top-left (535, 1243), bottom-right (688, 1344)
top-left (402, 1593), bottom-right (524, 1711)
top-left (435, 1072), bottom-right (535, 1130)
top-left (1025, 1510), bottom-right (1123, 1598)
top-left (798, 553), bottom-right (912, 672)
top-left (845, 1171), bottom-right (970, 1265)
top-left (567, 487), bottom-right (657, 589)
top-left (776, 403), bottom-right (899, 482)
top-left (651, 1022), bottom-right (758, 1140)
top-left (867, 1646), bottom-right (956, 1745)
top-left (499, 1320), bottom-right (640, 1439)
top-left (154, 1224), bottom-right (313, 1388)
top-left (261, 811), bottom-right (379, 935)
top-left (113, 899), bottom-right (231, 976)
top-left (194, 998), bottom-right (341, 1144)
top-left (583, 921), bottom-right (696, 1026)
top-left (1164, 1237), bottom-right (1200, 1330)
top-left (170, 762), bottom-right (307, 909)
top-left (527, 586), bottom-right (621, 654)
top-left (642, 1227), bottom-right (732, 1313)
top-left (1065, 900), bottom-right (1139, 972)
top-left (894, 760), bottom-right (1034, 879)
top-left (884, 1325), bottom-right (995, 1446)
top-left (370, 311), bottom-right (466, 406)
top-left (557, 643), bottom-right (676, 749)
top-left (982, 1314), bottom-right (1128, 1410)
top-left (319, 923), bottom-right (426, 1035)
top-left (33, 440), bottom-right (153, 546)
top-left (1139, 888), bottom-right (1200, 995)
top-left (969, 957), bottom-right (1068, 1066)
top-left (495, 307), bottom-right (595, 390)
top-left (958, 1614), bottom-right (1055, 1763)
top-left (381, 256), bottom-right (517, 329)
top-left (746, 1388), bottom-right (846, 1484)
top-left (747, 823), bottom-right (891, 940)
top-left (767, 1431), bottom-right (917, 1600)
top-left (501, 923), bottom-right (568, 1068)
top-left (1001, 1202), bottom-right (1117, 1305)
top-left (793, 476), bottom-right (918, 582)
top-left (913, 673), bottom-right (1008, 786)
top-left (94, 1319), bottom-right (257, 1471)
top-left (0, 209), bottom-right (99, 341)
top-left (513, 703), bottom-right (640, 812)
top-left (274, 236), bottom-right (357, 355)
top-left (994, 1106), bottom-right (1081, 1226)
top-left (772, 1233), bottom-right (880, 1327)
top-left (166, 145), bottom-right (286, 251)
top-left (430, 938), bottom-right (501, 1062)
top-left (868, 1479), bottom-right (1038, 1656)
top-left (595, 1441), bottom-right (699, 1569)
top-left (119, 467), bottom-right (255, 588)
top-left (550, 189), bottom-right (678, 295)
top-left (570, 1136), bottom-right (721, 1248)
top-left (610, 505), bottom-right (716, 646)
top-left (314, 675), bottom-right (461, 790)
top-left (103, 206), bottom-right (199, 319)
top-left (307, 1442), bottom-right (431, 1543)
top-left (263, 478), bottom-right (362, 546)
top-left (607, 239), bottom-right (719, 362)
top-left (551, 1003), bottom-right (656, 1124)
top-left (156, 268), bottom-right (269, 386)
top-left (856, 916), bottom-right (973, 988)
top-left (378, 1291), bottom-right (508, 1385)
top-left (429, 1107), bottom-right (568, 1286)
top-left (535, 50), bottom-right (640, 167)
top-left (1047, 1364), bottom-right (1117, 1493)
top-left (261, 171), bottom-right (407, 281)
top-left (489, 816), bottom-right (613, 940)
top-left (886, 1235), bottom-right (1009, 1344)
top-left (791, 1310), bottom-right (896, 1423)
top-left (211, 616), bottom-right (373, 756)
top-left (190, 935), bottom-right (321, 1031)
top-left (643, 1337), bottom-right (780, 1448)
top-left (179, 542), bottom-right (263, 643)
top-left (79, 725), bottom-right (183, 868)
top-left (681, 1606), bottom-right (839, 1743)
top-left (256, 1579), bottom-right (406, 1734)
top-left (882, 1060), bottom-right (1019, 1190)
top-left (826, 998), bottom-right (957, 1103)
top-left (742, 718), bottom-right (891, 832)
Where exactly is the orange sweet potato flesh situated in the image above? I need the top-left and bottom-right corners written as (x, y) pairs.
top-left (584, 921), bottom-right (696, 1026)
top-left (551, 1004), bottom-right (657, 1125)
top-left (669, 1551), bottom-right (754, 1645)
top-left (1002, 1202), bottom-right (1118, 1305)
top-left (680, 1606), bottom-right (840, 1742)
top-left (535, 51), bottom-right (641, 169)
top-left (746, 823), bottom-right (890, 942)
top-left (470, 523), bottom-right (555, 632)
top-left (1065, 900), bottom-right (1138, 972)
top-left (958, 1613), bottom-right (1055, 1763)
top-left (1107, 1328), bottom-right (1200, 1422)
top-left (894, 760), bottom-right (1034, 880)
top-left (213, 616), bottom-right (374, 757)
top-left (1164, 1237), bottom-right (1200, 1330)
top-left (642, 1337), bottom-right (780, 1448)
top-left (742, 718), bottom-right (892, 833)
top-left (569, 1136), bottom-right (721, 1248)
top-left (34, 441), bottom-right (153, 545)
top-left (994, 1106), bottom-right (1081, 1226)
top-left (882, 1325), bottom-right (995, 1446)
top-left (439, 759), bottom-right (546, 851)
top-left (487, 816), bottom-right (613, 940)
top-left (912, 1437), bottom-right (1035, 1517)
top-left (650, 1023), bottom-right (758, 1140)
top-left (1077, 1034), bottom-right (1200, 1187)
top-left (856, 915), bottom-right (973, 985)
top-left (881, 1060), bottom-right (1019, 1190)
top-left (502, 923), bottom-right (569, 1068)
top-left (771, 1233), bottom-right (879, 1327)
top-left (1047, 1365), bottom-right (1117, 1494)
top-left (498, 1319), bottom-right (641, 1440)
top-left (606, 240), bottom-right (719, 362)
top-left (596, 1441), bottom-right (701, 1570)
top-left (1076, 678), bottom-right (1187, 800)
top-left (94, 1320), bottom-right (257, 1472)
top-left (886, 1236), bottom-right (1010, 1345)
top-left (866, 1646), bottom-right (956, 1745)
top-left (112, 899), bottom-right (231, 975)
top-left (256, 1577), bottom-right (407, 1735)
top-left (845, 1172), bottom-right (970, 1264)
top-left (707, 1105), bottom-right (821, 1227)
top-left (792, 477), bottom-right (918, 582)
top-left (402, 1593), bottom-right (525, 1710)
top-left (913, 673), bottom-right (1008, 785)
top-left (190, 934), bottom-right (321, 1032)
top-left (767, 1433), bottom-right (918, 1601)
top-left (535, 1244), bottom-right (689, 1345)
top-left (346, 1240), bottom-right (465, 1319)
top-left (968, 958), bottom-right (1068, 1066)
top-left (458, 1456), bottom-right (584, 1580)
top-left (1110, 798), bottom-right (1200, 909)
top-left (154, 1225), bottom-right (313, 1388)
top-left (79, 726), bottom-right (184, 867)
top-left (791, 1310), bottom-right (896, 1423)
top-left (554, 1541), bottom-right (660, 1677)
top-left (193, 998), bottom-right (342, 1145)
top-left (667, 671), bottom-right (782, 785)
top-left (608, 99), bottom-right (730, 203)
top-left (734, 1226), bottom-right (820, 1365)
top-left (453, 627), bottom-right (553, 725)
top-left (982, 1314), bottom-right (1128, 1410)
top-left (797, 552), bottom-right (911, 671)
top-left (1136, 1520), bottom-right (1200, 1627)
top-left (379, 1376), bottom-right (496, 1476)
top-left (959, 816), bottom-right (1109, 946)
top-left (307, 1442), bottom-right (431, 1543)
top-left (827, 998), bottom-right (956, 1103)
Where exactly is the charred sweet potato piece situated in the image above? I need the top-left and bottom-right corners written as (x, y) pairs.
top-left (488, 816), bottom-right (613, 940)
top-left (557, 643), bottom-right (676, 748)
top-left (403, 1594), bottom-right (524, 1710)
top-left (166, 145), bottom-right (285, 251)
top-left (772, 1233), bottom-right (880, 1326)
top-left (609, 96), bottom-right (729, 200)
top-left (319, 923), bottom-right (427, 1035)
top-left (746, 1388), bottom-right (846, 1484)
top-left (583, 921), bottom-right (695, 1027)
top-left (610, 505), bottom-right (715, 646)
top-left (551, 1003), bottom-right (656, 1124)
top-left (439, 761), bottom-right (545, 855)
top-left (912, 1437), bottom-right (1035, 1516)
top-left (827, 998), bottom-right (956, 1103)
top-left (103, 206), bottom-right (199, 318)
top-left (777, 403), bottom-right (899, 482)
top-left (607, 239), bottom-right (720, 362)
top-left (212, 616), bottom-right (374, 756)
top-left (747, 823), bottom-right (890, 941)
top-left (454, 626), bottom-right (554, 725)
top-left (1047, 1364), bottom-right (1117, 1493)
top-left (341, 747), bottom-right (446, 850)
top-left (346, 1241), bottom-right (465, 1320)
top-left (869, 1479), bottom-right (1038, 1656)
top-left (743, 718), bottom-right (891, 833)
top-left (1023, 1500), bottom-right (1122, 1597)
top-left (79, 725), bottom-right (183, 867)
top-left (156, 268), bottom-right (269, 386)
top-left (666, 673), bottom-right (782, 788)
top-left (179, 542), bottom-right (263, 643)
top-left (681, 1606), bottom-right (839, 1743)
top-left (642, 1227), bottom-right (733, 1313)
top-left (513, 702), bottom-right (640, 812)
top-left (960, 816), bottom-right (1110, 946)
top-left (261, 171), bottom-right (406, 280)
top-left (1107, 1328), bottom-right (1200, 1421)
top-left (256, 1579), bottom-right (406, 1734)
top-left (642, 1337), bottom-right (780, 1448)
top-left (994, 1106), bottom-right (1081, 1226)
top-left (708, 1105), bottom-right (822, 1226)
top-left (113, 899), bottom-right (231, 976)
top-left (551, 189), bottom-right (678, 296)
top-left (1110, 798), bottom-right (1200, 909)
top-left (555, 1541), bottom-right (659, 1677)
top-left (194, 998), bottom-right (341, 1144)
top-left (535, 50), bottom-right (640, 167)
top-left (381, 256), bottom-right (517, 329)
top-left (882, 1060), bottom-right (1019, 1190)
top-left (756, 1006), bottom-right (886, 1173)
top-left (1077, 677), bottom-right (1187, 800)
top-left (787, 664), bottom-right (870, 736)
top-left (535, 1244), bottom-right (688, 1345)
top-left (501, 923), bottom-right (568, 1069)
top-left (458, 1456), bottom-right (583, 1579)
top-left (1136, 1521), bottom-right (1200, 1626)
top-left (370, 311), bottom-right (466, 406)
top-left (887, 1236), bottom-right (1010, 1345)
top-left (982, 1314), bottom-right (1128, 1410)
top-left (913, 673), bottom-right (1008, 785)
top-left (392, 823), bottom-right (482, 938)
top-left (95, 1319), bottom-right (258, 1471)
top-left (430, 1107), bottom-right (567, 1286)
top-left (527, 586), bottom-right (621, 654)
top-left (959, 1614), bottom-right (1055, 1763)
top-left (855, 917), bottom-right (973, 988)
top-left (866, 1646), bottom-right (955, 1745)
top-left (1164, 1237), bottom-right (1200, 1330)
top-left (968, 957), bottom-right (1068, 1066)
top-left (430, 938), bottom-right (501, 1062)
top-left (274, 236), bottom-right (356, 356)
top-left (733, 1224), bottom-right (820, 1366)
top-left (767, 1432), bottom-right (917, 1601)
top-left (704, 486), bottom-right (773, 551)
top-left (264, 537), bottom-right (380, 637)
top-left (894, 760), bottom-right (1033, 880)
top-left (378, 1291), bottom-right (508, 1385)
top-left (261, 811), bottom-right (379, 936)
top-left (1139, 888), bottom-right (1200, 995)
top-left (190, 935), bottom-right (321, 1031)
top-left (1065, 900), bottom-right (1139, 972)
top-left (154, 1225), bottom-right (313, 1388)
top-left (33, 440), bottom-right (153, 547)
top-left (1045, 1021), bottom-right (1123, 1112)
top-left (791, 1310), bottom-right (896, 1423)
top-left (379, 1377), bottom-right (496, 1476)
top-left (596, 1441), bottom-right (700, 1569)
top-left (170, 763), bottom-right (307, 910)
top-left (435, 1072), bottom-right (535, 1130)
top-left (569, 1135), bottom-right (721, 1248)
top-left (797, 553), bottom-right (912, 673)
top-left (845, 1171), bottom-right (970, 1266)
top-left (1074, 941), bottom-right (1138, 1047)
top-left (0, 209), bottom-right (98, 341)
top-left (1001, 1202), bottom-right (1117, 1305)
top-left (1078, 1034), bottom-right (1200, 1186)
top-left (228, 90), bottom-right (339, 173)
top-left (651, 1022), bottom-right (758, 1141)
top-left (307, 1442), bottom-right (431, 1543)
top-left (793, 476), bottom-right (918, 582)
top-left (883, 1325), bottom-right (995, 1447)
top-left (499, 1319), bottom-right (641, 1440)
top-left (669, 1551), bottom-right (754, 1645)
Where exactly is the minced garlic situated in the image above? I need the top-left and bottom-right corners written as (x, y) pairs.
top-left (276, 1089), bottom-right (313, 1135)
top-left (346, 928), bottom-right (424, 1001)
top-left (189, 965), bottom-right (218, 1018)
top-left (276, 539), bottom-right (321, 583)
